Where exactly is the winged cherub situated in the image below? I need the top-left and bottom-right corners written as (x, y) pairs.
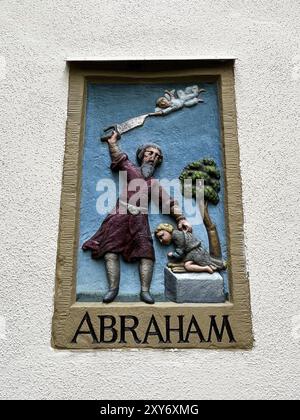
top-left (155, 85), bottom-right (205, 115)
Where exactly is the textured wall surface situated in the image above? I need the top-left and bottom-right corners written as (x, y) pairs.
top-left (0, 0), bottom-right (299, 400)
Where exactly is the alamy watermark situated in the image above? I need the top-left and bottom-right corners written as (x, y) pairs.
top-left (95, 173), bottom-right (205, 226)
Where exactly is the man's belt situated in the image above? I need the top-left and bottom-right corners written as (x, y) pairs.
top-left (119, 200), bottom-right (148, 215)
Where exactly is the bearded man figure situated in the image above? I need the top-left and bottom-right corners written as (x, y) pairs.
top-left (82, 131), bottom-right (191, 304)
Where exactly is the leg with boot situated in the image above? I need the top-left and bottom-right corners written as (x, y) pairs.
top-left (139, 258), bottom-right (155, 304)
top-left (103, 252), bottom-right (120, 303)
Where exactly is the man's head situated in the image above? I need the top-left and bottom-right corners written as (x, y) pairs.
top-left (136, 143), bottom-right (163, 178)
top-left (155, 223), bottom-right (174, 246)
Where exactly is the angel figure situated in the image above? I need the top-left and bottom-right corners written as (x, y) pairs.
top-left (155, 85), bottom-right (205, 115)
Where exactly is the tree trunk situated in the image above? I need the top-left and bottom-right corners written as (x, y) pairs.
top-left (202, 202), bottom-right (222, 258)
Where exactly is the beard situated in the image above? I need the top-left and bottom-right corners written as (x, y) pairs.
top-left (141, 162), bottom-right (156, 178)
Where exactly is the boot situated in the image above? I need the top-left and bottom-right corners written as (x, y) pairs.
top-left (103, 288), bottom-right (119, 303)
top-left (140, 291), bottom-right (155, 304)
top-left (139, 258), bottom-right (155, 304)
top-left (103, 253), bottom-right (120, 304)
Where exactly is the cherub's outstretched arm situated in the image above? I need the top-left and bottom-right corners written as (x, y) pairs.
top-left (160, 106), bottom-right (175, 115)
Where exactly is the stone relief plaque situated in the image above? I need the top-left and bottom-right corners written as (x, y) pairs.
top-left (52, 60), bottom-right (253, 349)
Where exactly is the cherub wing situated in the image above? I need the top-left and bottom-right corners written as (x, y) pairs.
top-left (176, 89), bottom-right (185, 100)
top-left (164, 89), bottom-right (177, 100)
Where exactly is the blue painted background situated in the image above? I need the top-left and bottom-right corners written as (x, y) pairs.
top-left (77, 82), bottom-right (228, 301)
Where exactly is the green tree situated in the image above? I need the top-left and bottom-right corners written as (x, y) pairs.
top-left (179, 158), bottom-right (222, 258)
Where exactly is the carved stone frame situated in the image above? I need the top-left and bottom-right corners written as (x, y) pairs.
top-left (52, 60), bottom-right (253, 349)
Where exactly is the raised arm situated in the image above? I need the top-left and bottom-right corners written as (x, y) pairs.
top-left (105, 131), bottom-right (122, 162)
top-left (170, 200), bottom-right (192, 232)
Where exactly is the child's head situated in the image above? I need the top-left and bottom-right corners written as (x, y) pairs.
top-left (155, 223), bottom-right (174, 245)
top-left (156, 97), bottom-right (170, 109)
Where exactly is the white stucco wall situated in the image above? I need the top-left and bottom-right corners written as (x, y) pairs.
top-left (0, 0), bottom-right (299, 400)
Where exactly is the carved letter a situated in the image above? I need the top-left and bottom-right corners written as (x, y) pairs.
top-left (71, 312), bottom-right (98, 344)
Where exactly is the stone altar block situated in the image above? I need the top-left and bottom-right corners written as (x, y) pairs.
top-left (164, 267), bottom-right (226, 303)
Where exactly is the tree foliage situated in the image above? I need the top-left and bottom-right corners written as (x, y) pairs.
top-left (179, 158), bottom-right (221, 205)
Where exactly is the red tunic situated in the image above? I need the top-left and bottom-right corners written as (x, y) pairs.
top-left (82, 153), bottom-right (177, 262)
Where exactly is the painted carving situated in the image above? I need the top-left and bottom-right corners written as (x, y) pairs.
top-left (82, 131), bottom-right (192, 304)
top-left (155, 85), bottom-right (205, 115)
top-left (101, 85), bottom-right (205, 141)
top-left (81, 84), bottom-right (227, 306)
top-left (101, 114), bottom-right (158, 142)
top-left (52, 63), bottom-right (253, 350)
top-left (179, 158), bottom-right (222, 258)
top-left (155, 223), bottom-right (225, 275)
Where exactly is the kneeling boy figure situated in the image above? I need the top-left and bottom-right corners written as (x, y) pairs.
top-left (155, 223), bottom-right (225, 274)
